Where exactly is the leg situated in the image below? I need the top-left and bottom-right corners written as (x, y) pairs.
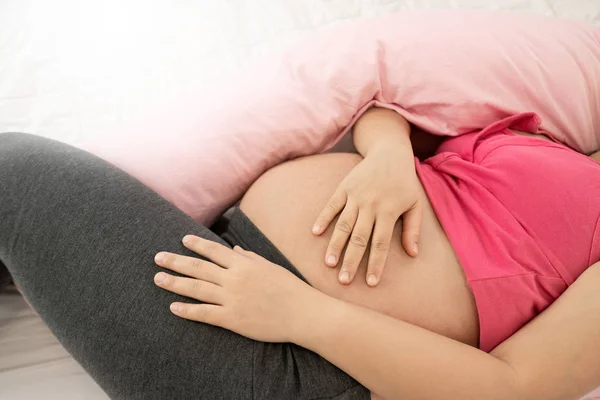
top-left (0, 133), bottom-right (368, 400)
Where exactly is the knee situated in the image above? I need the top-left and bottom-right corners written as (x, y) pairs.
top-left (0, 132), bottom-right (27, 165)
top-left (0, 132), bottom-right (65, 183)
top-left (0, 132), bottom-right (74, 168)
top-left (0, 132), bottom-right (39, 159)
top-left (0, 131), bottom-right (32, 144)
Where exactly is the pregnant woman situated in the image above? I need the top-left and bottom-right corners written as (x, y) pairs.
top-left (1, 107), bottom-right (599, 400)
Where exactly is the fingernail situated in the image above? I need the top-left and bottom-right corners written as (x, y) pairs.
top-left (170, 303), bottom-right (181, 313)
top-left (154, 252), bottom-right (164, 263)
top-left (367, 274), bottom-right (378, 286)
top-left (154, 272), bottom-right (166, 285)
top-left (412, 242), bottom-right (419, 254)
top-left (339, 271), bottom-right (350, 283)
top-left (182, 235), bottom-right (193, 244)
top-left (312, 225), bottom-right (320, 234)
top-left (326, 255), bottom-right (337, 265)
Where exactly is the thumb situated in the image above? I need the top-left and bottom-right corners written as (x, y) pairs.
top-left (401, 203), bottom-right (422, 257)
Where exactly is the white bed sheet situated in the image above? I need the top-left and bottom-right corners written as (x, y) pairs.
top-left (1, 1), bottom-right (599, 399)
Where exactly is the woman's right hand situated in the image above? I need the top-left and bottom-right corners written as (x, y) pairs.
top-left (311, 139), bottom-right (423, 287)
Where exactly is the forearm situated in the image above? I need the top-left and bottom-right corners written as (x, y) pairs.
top-left (353, 107), bottom-right (412, 158)
top-left (294, 291), bottom-right (522, 400)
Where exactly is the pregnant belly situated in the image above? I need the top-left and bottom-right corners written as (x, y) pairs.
top-left (239, 152), bottom-right (479, 347)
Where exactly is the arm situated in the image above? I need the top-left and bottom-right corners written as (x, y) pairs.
top-left (352, 107), bottom-right (444, 159)
top-left (154, 235), bottom-right (600, 399)
top-left (352, 107), bottom-right (412, 157)
top-left (294, 262), bottom-right (600, 400)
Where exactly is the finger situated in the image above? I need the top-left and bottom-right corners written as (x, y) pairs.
top-left (233, 245), bottom-right (262, 261)
top-left (154, 252), bottom-right (225, 285)
top-left (182, 235), bottom-right (244, 268)
top-left (325, 203), bottom-right (359, 267)
top-left (154, 272), bottom-right (224, 304)
top-left (366, 216), bottom-right (396, 287)
top-left (170, 302), bottom-right (225, 326)
top-left (401, 203), bottom-right (422, 258)
top-left (339, 210), bottom-right (374, 285)
top-left (312, 187), bottom-right (347, 235)
top-left (232, 245), bottom-right (245, 254)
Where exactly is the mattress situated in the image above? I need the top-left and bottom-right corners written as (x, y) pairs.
top-left (1, 1), bottom-right (599, 399)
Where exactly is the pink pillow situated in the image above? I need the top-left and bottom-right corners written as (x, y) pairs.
top-left (76, 10), bottom-right (600, 226)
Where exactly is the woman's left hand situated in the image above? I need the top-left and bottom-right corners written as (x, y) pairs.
top-left (153, 235), bottom-right (318, 343)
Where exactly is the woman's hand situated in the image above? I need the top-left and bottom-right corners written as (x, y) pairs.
top-left (153, 235), bottom-right (319, 343)
top-left (312, 141), bottom-right (422, 287)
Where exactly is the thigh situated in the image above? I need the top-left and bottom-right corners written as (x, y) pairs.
top-left (0, 133), bottom-right (368, 400)
top-left (240, 153), bottom-right (479, 346)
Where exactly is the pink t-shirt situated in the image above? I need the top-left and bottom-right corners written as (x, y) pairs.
top-left (415, 113), bottom-right (600, 352)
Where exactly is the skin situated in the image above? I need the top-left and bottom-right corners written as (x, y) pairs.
top-left (239, 155), bottom-right (480, 346)
top-left (236, 108), bottom-right (480, 348)
top-left (153, 108), bottom-right (600, 399)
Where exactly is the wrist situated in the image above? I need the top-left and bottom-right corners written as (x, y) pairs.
top-left (288, 287), bottom-right (345, 349)
top-left (367, 135), bottom-right (413, 158)
top-left (353, 107), bottom-right (411, 156)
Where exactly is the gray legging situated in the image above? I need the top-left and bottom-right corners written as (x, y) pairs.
top-left (0, 132), bottom-right (369, 400)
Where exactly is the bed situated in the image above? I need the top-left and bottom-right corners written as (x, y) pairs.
top-left (1, 1), bottom-right (599, 399)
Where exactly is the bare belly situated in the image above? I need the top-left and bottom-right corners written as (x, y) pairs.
top-left (239, 152), bottom-right (479, 347)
